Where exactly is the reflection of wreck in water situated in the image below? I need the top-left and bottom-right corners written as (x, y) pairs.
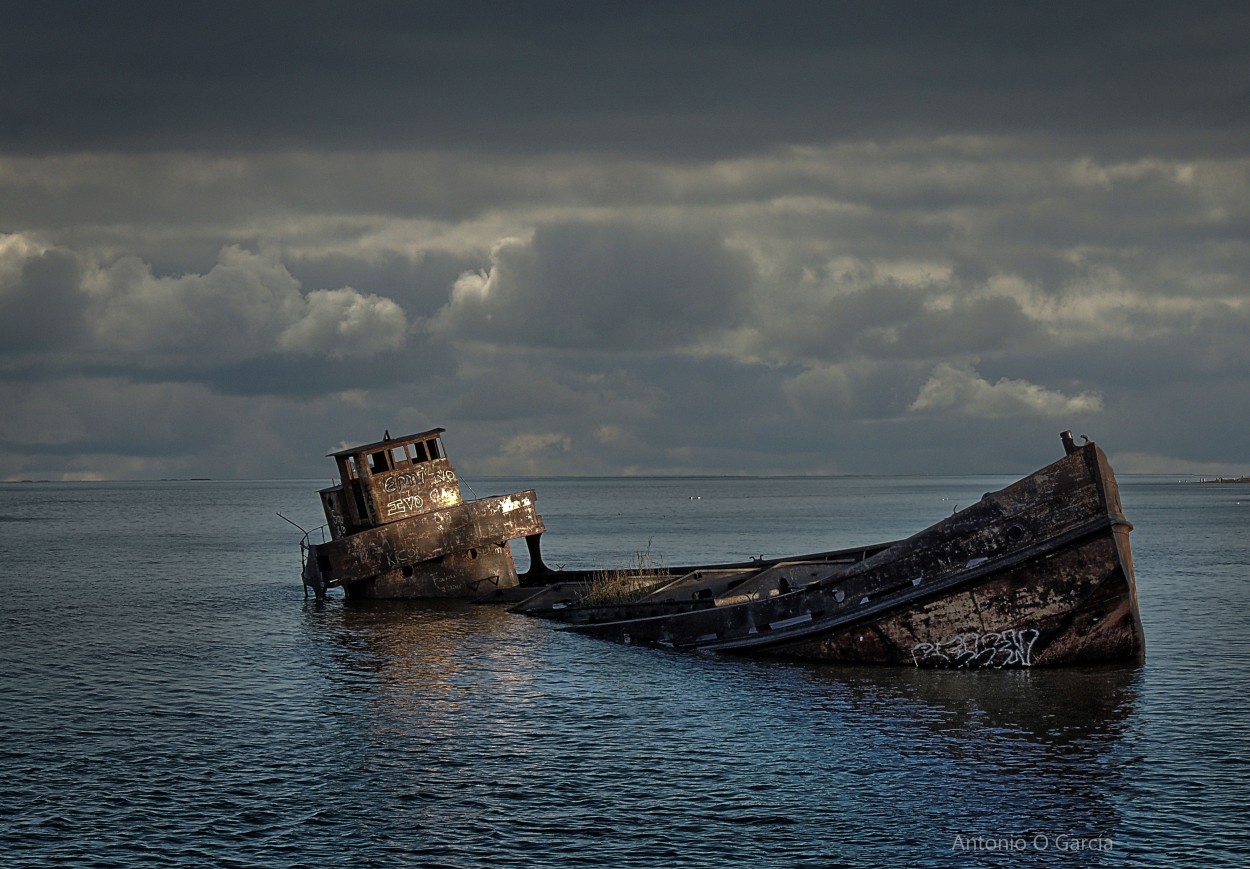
top-left (787, 663), bottom-right (1140, 839)
top-left (300, 429), bottom-right (545, 600)
top-left (308, 599), bottom-right (548, 735)
top-left (801, 663), bottom-right (1139, 745)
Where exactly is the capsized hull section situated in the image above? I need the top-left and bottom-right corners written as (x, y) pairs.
top-left (552, 443), bottom-right (1144, 668)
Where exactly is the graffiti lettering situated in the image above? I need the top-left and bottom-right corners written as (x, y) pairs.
top-left (385, 548), bottom-right (422, 568)
top-left (382, 467), bottom-right (457, 493)
top-left (328, 505), bottom-right (347, 538)
top-left (386, 495), bottom-right (424, 516)
top-left (382, 471), bottom-right (420, 493)
top-left (912, 628), bottom-right (1040, 669)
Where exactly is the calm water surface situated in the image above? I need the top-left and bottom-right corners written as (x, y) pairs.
top-left (2, 475), bottom-right (1248, 867)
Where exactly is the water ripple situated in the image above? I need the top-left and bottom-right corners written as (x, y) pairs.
top-left (2, 479), bottom-right (1248, 866)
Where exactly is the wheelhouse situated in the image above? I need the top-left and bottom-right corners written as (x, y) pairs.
top-left (318, 428), bottom-right (460, 539)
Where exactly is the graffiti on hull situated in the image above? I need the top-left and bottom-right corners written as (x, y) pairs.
top-left (912, 628), bottom-right (1040, 669)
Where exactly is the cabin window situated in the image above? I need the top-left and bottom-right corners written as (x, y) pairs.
top-left (409, 440), bottom-right (428, 463)
top-left (391, 446), bottom-right (408, 468)
top-left (427, 439), bottom-right (443, 460)
top-left (370, 450), bottom-right (392, 473)
top-left (346, 457), bottom-right (360, 479)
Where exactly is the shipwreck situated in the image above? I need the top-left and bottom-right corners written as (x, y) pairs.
top-left (300, 428), bottom-right (545, 599)
top-left (301, 429), bottom-right (1144, 668)
top-left (512, 431), bottom-right (1145, 668)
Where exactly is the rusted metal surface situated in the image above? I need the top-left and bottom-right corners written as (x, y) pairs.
top-left (346, 545), bottom-right (523, 599)
top-left (313, 493), bottom-right (543, 583)
top-left (301, 430), bottom-right (545, 599)
top-left (520, 435), bottom-right (1145, 668)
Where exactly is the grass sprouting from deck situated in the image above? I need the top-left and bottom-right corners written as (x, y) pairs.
top-left (576, 542), bottom-right (668, 607)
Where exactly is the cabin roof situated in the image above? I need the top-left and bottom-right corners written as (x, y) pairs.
top-left (326, 428), bottom-right (446, 458)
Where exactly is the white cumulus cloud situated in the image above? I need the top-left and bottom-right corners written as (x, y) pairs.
top-left (910, 362), bottom-right (1104, 418)
top-left (79, 245), bottom-right (407, 361)
top-left (278, 287), bottom-right (407, 357)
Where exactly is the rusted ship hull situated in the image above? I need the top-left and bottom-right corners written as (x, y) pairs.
top-left (303, 496), bottom-right (543, 599)
top-left (515, 437), bottom-right (1144, 668)
top-left (757, 530), bottom-right (1138, 667)
top-left (301, 429), bottom-right (546, 600)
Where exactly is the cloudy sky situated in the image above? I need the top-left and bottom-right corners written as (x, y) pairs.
top-left (2, 1), bottom-right (1248, 480)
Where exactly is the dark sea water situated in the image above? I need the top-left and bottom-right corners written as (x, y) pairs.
top-left (2, 474), bottom-right (1248, 867)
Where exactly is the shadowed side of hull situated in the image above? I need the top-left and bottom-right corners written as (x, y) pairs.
top-left (545, 438), bottom-right (1144, 668)
top-left (342, 544), bottom-right (521, 599)
top-left (770, 531), bottom-right (1144, 667)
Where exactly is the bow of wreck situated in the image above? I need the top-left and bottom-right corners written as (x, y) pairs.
top-left (512, 432), bottom-right (1145, 668)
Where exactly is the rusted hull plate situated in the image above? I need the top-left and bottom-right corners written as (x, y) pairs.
top-left (771, 533), bottom-right (1142, 667)
top-left (344, 545), bottom-right (521, 599)
top-left (306, 491), bottom-right (544, 597)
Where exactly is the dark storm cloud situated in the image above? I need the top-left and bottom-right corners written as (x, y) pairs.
top-left (437, 353), bottom-right (818, 475)
top-left (426, 221), bottom-right (756, 350)
top-left (4, 1), bottom-right (1247, 156)
top-left (3, 3), bottom-right (1249, 479)
top-left (0, 244), bottom-right (85, 355)
top-left (743, 277), bottom-right (1041, 365)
